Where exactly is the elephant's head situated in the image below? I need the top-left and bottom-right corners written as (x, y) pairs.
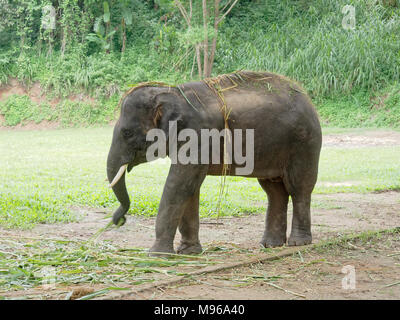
top-left (107, 85), bottom-right (187, 225)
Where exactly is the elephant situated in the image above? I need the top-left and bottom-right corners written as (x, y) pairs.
top-left (106, 71), bottom-right (322, 255)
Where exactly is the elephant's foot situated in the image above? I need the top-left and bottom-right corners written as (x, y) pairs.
top-left (260, 235), bottom-right (286, 248)
top-left (148, 240), bottom-right (175, 257)
top-left (176, 241), bottom-right (203, 255)
top-left (288, 231), bottom-right (312, 246)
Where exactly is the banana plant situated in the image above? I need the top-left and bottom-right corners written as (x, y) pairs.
top-left (86, 29), bottom-right (116, 52)
top-left (86, 1), bottom-right (115, 53)
top-left (86, 1), bottom-right (133, 53)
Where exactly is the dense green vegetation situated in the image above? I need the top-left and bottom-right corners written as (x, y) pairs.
top-left (1, 127), bottom-right (399, 228)
top-left (0, 0), bottom-right (399, 127)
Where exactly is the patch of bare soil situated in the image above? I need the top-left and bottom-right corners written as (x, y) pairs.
top-left (0, 191), bottom-right (399, 300)
top-left (323, 130), bottom-right (400, 147)
top-left (0, 79), bottom-right (50, 107)
top-left (141, 231), bottom-right (400, 300)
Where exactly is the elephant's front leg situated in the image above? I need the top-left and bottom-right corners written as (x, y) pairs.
top-left (149, 164), bottom-right (208, 256)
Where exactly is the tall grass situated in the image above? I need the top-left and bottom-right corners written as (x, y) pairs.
top-left (217, 0), bottom-right (400, 96)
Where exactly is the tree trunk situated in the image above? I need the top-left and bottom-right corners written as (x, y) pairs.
top-left (195, 44), bottom-right (202, 78)
top-left (47, 30), bottom-right (53, 57)
top-left (202, 0), bottom-right (210, 78)
top-left (208, 0), bottom-right (221, 78)
top-left (61, 28), bottom-right (67, 58)
top-left (121, 19), bottom-right (126, 53)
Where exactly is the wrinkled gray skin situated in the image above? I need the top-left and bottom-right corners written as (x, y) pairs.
top-left (107, 71), bottom-right (322, 255)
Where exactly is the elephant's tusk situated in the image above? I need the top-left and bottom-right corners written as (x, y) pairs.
top-left (108, 164), bottom-right (128, 188)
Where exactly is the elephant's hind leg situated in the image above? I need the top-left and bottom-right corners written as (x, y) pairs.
top-left (283, 149), bottom-right (319, 246)
top-left (288, 193), bottom-right (312, 246)
top-left (258, 178), bottom-right (289, 247)
top-left (176, 190), bottom-right (203, 255)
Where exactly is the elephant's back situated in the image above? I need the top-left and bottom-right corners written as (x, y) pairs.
top-left (185, 71), bottom-right (319, 127)
top-left (182, 71), bottom-right (321, 144)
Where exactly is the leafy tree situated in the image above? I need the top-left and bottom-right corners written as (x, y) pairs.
top-left (173, 0), bottom-right (239, 78)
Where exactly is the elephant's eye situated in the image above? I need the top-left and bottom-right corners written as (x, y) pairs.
top-left (122, 129), bottom-right (133, 138)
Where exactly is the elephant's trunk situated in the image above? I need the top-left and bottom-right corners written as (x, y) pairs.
top-left (107, 155), bottom-right (131, 226)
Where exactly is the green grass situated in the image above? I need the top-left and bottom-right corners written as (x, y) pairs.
top-left (316, 147), bottom-right (400, 193)
top-left (0, 127), bottom-right (399, 228)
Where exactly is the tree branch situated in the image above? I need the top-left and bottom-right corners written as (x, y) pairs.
top-left (220, 0), bottom-right (231, 13)
top-left (174, 0), bottom-right (191, 27)
top-left (217, 0), bottom-right (239, 25)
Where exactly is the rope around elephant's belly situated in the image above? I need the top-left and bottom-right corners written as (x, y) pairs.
top-left (202, 76), bottom-right (236, 218)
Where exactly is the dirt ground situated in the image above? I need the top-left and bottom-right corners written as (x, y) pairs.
top-left (136, 231), bottom-right (400, 300)
top-left (1, 130), bottom-right (400, 300)
top-left (1, 190), bottom-right (399, 300)
top-left (323, 130), bottom-right (400, 147)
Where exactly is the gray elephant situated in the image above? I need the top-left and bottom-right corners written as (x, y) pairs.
top-left (107, 71), bottom-right (322, 255)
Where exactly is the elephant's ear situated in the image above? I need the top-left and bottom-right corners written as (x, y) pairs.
top-left (151, 90), bottom-right (185, 138)
top-left (152, 103), bottom-right (163, 127)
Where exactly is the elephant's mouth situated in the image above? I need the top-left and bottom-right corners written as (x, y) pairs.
top-left (108, 151), bottom-right (148, 187)
top-left (128, 151), bottom-right (148, 172)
